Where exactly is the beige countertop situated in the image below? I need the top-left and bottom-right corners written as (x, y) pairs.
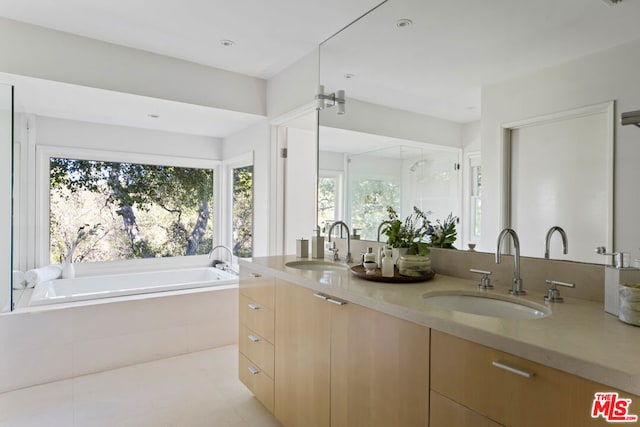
top-left (240, 255), bottom-right (640, 396)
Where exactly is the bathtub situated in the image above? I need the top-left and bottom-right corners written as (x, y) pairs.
top-left (28, 267), bottom-right (238, 306)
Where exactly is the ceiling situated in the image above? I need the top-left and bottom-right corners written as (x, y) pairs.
top-left (2, 0), bottom-right (640, 134)
top-left (320, 0), bottom-right (640, 123)
top-left (0, 0), bottom-right (383, 80)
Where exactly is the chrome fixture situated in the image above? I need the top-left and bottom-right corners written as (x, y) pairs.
top-left (409, 159), bottom-right (427, 172)
top-left (544, 226), bottom-right (568, 259)
top-left (376, 220), bottom-right (393, 242)
top-left (327, 221), bottom-right (352, 263)
top-left (209, 245), bottom-right (234, 271)
top-left (544, 279), bottom-right (575, 303)
top-left (596, 246), bottom-right (630, 268)
top-left (316, 85), bottom-right (345, 114)
top-left (470, 269), bottom-right (493, 290)
top-left (496, 228), bottom-right (526, 295)
top-left (621, 110), bottom-right (640, 127)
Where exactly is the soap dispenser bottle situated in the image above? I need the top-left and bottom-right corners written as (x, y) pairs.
top-left (364, 247), bottom-right (375, 263)
top-left (381, 247), bottom-right (394, 278)
top-left (311, 228), bottom-right (324, 259)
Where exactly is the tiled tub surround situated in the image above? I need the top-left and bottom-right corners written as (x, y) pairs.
top-left (241, 254), bottom-right (640, 396)
top-left (0, 286), bottom-right (238, 393)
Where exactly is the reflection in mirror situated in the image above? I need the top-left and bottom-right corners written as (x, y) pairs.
top-left (1, 84), bottom-right (12, 312)
top-left (315, 0), bottom-right (636, 262)
top-left (504, 103), bottom-right (613, 263)
top-left (319, 126), bottom-right (460, 241)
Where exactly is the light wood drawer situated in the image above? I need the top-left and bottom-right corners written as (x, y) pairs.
top-left (239, 293), bottom-right (275, 343)
top-left (239, 267), bottom-right (275, 309)
top-left (431, 330), bottom-right (639, 427)
top-left (239, 353), bottom-right (274, 413)
top-left (239, 324), bottom-right (275, 379)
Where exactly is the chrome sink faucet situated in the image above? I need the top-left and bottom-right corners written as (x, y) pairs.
top-left (327, 221), bottom-right (352, 264)
top-left (544, 226), bottom-right (568, 259)
top-left (376, 220), bottom-right (393, 242)
top-left (496, 228), bottom-right (526, 295)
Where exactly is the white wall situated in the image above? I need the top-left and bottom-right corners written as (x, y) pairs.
top-left (35, 116), bottom-right (222, 156)
top-left (222, 120), bottom-right (270, 257)
top-left (481, 39), bottom-right (640, 256)
top-left (267, 50), bottom-right (318, 119)
top-left (321, 99), bottom-right (463, 149)
top-left (284, 127), bottom-right (317, 254)
top-left (0, 17), bottom-right (266, 116)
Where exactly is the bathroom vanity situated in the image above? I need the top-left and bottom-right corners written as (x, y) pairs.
top-left (238, 256), bottom-right (640, 427)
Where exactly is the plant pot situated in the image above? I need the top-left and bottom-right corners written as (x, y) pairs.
top-left (392, 247), bottom-right (408, 264)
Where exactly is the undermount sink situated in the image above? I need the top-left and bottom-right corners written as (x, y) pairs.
top-left (423, 292), bottom-right (550, 320)
top-left (285, 260), bottom-right (349, 272)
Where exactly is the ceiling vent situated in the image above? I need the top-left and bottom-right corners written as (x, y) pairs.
top-left (601, 0), bottom-right (623, 5)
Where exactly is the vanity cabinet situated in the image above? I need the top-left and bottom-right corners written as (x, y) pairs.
top-left (274, 279), bottom-right (430, 427)
top-left (238, 266), bottom-right (276, 412)
top-left (431, 330), bottom-right (638, 427)
top-left (430, 390), bottom-right (503, 427)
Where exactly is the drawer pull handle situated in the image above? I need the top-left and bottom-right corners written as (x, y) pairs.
top-left (313, 293), bottom-right (328, 301)
top-left (492, 360), bottom-right (535, 379)
top-left (326, 297), bottom-right (346, 306)
top-left (248, 335), bottom-right (261, 343)
top-left (247, 303), bottom-right (261, 310)
top-left (247, 366), bottom-right (260, 375)
top-left (249, 273), bottom-right (262, 278)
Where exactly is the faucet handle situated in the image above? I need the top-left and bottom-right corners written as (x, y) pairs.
top-left (470, 269), bottom-right (493, 290)
top-left (544, 279), bottom-right (575, 303)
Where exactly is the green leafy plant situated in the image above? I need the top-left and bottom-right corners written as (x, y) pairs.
top-left (382, 206), bottom-right (431, 255)
top-left (428, 213), bottom-right (458, 249)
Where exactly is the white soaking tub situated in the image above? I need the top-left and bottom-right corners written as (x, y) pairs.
top-left (29, 267), bottom-right (237, 306)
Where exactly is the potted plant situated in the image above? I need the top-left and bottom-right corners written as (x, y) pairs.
top-left (381, 206), bottom-right (432, 258)
top-left (428, 213), bottom-right (458, 249)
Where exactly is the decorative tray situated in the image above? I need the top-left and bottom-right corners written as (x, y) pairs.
top-left (350, 265), bottom-right (435, 283)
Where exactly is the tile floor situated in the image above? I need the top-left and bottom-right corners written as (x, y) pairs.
top-left (0, 345), bottom-right (282, 426)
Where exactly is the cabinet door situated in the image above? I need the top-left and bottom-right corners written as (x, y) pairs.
top-left (330, 302), bottom-right (430, 427)
top-left (274, 280), bottom-right (331, 427)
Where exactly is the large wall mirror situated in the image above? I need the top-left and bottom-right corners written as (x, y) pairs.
top-left (315, 0), bottom-right (639, 263)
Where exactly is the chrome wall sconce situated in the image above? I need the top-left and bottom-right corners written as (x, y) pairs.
top-left (621, 110), bottom-right (640, 128)
top-left (316, 85), bottom-right (345, 114)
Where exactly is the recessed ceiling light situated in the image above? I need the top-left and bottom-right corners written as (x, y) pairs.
top-left (344, 73), bottom-right (355, 79)
top-left (396, 18), bottom-right (413, 28)
top-left (220, 39), bottom-right (235, 47)
top-left (148, 114), bottom-right (159, 119)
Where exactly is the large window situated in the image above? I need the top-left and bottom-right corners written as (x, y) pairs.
top-left (49, 157), bottom-right (215, 263)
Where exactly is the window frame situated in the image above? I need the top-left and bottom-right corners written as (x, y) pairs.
top-left (221, 152), bottom-right (254, 260)
top-left (36, 145), bottom-right (221, 272)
